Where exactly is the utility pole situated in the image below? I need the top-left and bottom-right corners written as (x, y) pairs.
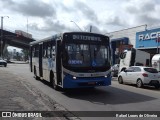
top-left (90, 25), bottom-right (92, 32)
top-left (70, 21), bottom-right (83, 31)
top-left (1, 17), bottom-right (3, 58)
top-left (1, 16), bottom-right (9, 58)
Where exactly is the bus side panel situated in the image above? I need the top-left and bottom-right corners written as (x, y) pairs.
top-left (56, 40), bottom-right (62, 85)
top-left (30, 47), bottom-right (33, 72)
top-left (39, 44), bottom-right (43, 77)
top-left (32, 57), bottom-right (38, 75)
top-left (42, 58), bottom-right (49, 81)
top-left (63, 75), bottom-right (111, 88)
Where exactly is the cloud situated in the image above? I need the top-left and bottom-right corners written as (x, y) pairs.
top-left (125, 0), bottom-right (155, 14)
top-left (106, 16), bottom-right (128, 27)
top-left (74, 1), bottom-right (98, 23)
top-left (124, 0), bottom-right (159, 26)
top-left (28, 19), bottom-right (72, 33)
top-left (1, 0), bottom-right (160, 40)
top-left (57, 0), bottom-right (99, 24)
top-left (0, 0), bottom-right (15, 6)
top-left (137, 14), bottom-right (160, 25)
top-left (0, 0), bottom-right (56, 18)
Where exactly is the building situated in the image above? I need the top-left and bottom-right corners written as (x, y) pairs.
top-left (108, 25), bottom-right (160, 65)
top-left (136, 27), bottom-right (160, 57)
top-left (108, 25), bottom-right (147, 65)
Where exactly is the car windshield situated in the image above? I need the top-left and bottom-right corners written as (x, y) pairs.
top-left (144, 68), bottom-right (158, 73)
top-left (0, 57), bottom-right (2, 60)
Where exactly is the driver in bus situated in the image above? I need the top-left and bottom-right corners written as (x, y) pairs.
top-left (94, 47), bottom-right (104, 66)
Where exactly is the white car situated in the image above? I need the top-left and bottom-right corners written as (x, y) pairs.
top-left (0, 57), bottom-right (7, 67)
top-left (118, 66), bottom-right (160, 89)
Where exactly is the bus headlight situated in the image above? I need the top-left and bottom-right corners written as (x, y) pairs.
top-left (73, 76), bottom-right (77, 79)
top-left (105, 72), bottom-right (111, 78)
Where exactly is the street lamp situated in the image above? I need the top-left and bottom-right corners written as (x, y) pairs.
top-left (70, 21), bottom-right (83, 31)
top-left (1, 16), bottom-right (9, 58)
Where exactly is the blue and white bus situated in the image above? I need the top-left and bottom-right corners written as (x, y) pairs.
top-left (30, 32), bottom-right (111, 90)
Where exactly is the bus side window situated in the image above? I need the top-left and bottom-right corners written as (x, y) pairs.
top-left (35, 45), bottom-right (39, 57)
top-left (32, 47), bottom-right (35, 57)
top-left (43, 43), bottom-right (47, 58)
top-left (43, 44), bottom-right (45, 58)
top-left (44, 43), bottom-right (48, 58)
top-left (47, 44), bottom-right (51, 58)
top-left (52, 46), bottom-right (56, 61)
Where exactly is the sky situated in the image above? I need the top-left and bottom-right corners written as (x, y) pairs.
top-left (0, 0), bottom-right (160, 50)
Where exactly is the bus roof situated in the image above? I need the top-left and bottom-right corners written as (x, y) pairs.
top-left (30, 32), bottom-right (108, 46)
top-left (30, 33), bottom-right (62, 45)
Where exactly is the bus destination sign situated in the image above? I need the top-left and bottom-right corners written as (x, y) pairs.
top-left (73, 35), bottom-right (101, 41)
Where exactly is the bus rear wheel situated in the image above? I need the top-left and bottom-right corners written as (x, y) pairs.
top-left (50, 72), bottom-right (59, 90)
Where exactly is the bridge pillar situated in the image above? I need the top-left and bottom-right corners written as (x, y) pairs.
top-left (0, 42), bottom-right (9, 58)
top-left (3, 43), bottom-right (9, 58)
top-left (0, 42), bottom-right (3, 58)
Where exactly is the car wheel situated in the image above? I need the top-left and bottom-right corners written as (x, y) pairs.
top-left (118, 76), bottom-right (123, 84)
top-left (136, 79), bottom-right (143, 88)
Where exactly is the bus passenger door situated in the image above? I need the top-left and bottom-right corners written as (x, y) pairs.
top-left (39, 44), bottom-right (43, 77)
top-left (56, 40), bottom-right (62, 85)
top-left (30, 47), bottom-right (32, 72)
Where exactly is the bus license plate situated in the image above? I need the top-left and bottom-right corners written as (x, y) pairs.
top-left (88, 82), bottom-right (96, 85)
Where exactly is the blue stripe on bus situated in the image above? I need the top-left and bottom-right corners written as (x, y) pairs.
top-left (63, 74), bottom-right (111, 88)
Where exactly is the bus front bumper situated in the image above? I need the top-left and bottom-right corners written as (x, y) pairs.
top-left (63, 75), bottom-right (111, 88)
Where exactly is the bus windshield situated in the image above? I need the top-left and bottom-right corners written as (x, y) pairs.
top-left (62, 43), bottom-right (110, 72)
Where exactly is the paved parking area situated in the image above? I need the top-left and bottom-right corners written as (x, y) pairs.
top-left (0, 69), bottom-right (64, 120)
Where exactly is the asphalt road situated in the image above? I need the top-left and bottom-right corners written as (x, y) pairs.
top-left (1, 63), bottom-right (160, 120)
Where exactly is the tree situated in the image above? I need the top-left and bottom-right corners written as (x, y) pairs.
top-left (3, 49), bottom-right (10, 60)
top-left (21, 49), bottom-right (29, 61)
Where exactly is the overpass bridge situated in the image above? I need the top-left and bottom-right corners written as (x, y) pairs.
top-left (0, 29), bottom-right (36, 58)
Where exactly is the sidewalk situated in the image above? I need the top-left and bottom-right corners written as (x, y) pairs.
top-left (0, 70), bottom-right (64, 120)
top-left (7, 60), bottom-right (28, 64)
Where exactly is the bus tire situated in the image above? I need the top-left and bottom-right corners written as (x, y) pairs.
top-left (34, 66), bottom-right (39, 80)
top-left (50, 71), bottom-right (59, 90)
